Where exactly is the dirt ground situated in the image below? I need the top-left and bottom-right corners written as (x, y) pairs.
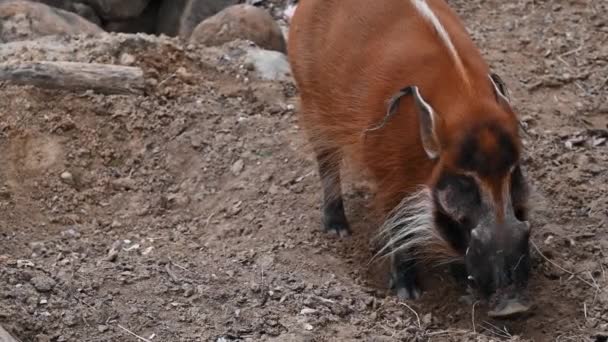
top-left (0, 1), bottom-right (607, 341)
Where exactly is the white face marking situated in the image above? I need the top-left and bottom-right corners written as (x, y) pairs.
top-left (410, 0), bottom-right (468, 84)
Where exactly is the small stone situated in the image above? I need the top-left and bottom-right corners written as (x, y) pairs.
top-left (147, 78), bottom-right (158, 87)
top-left (31, 275), bottom-right (56, 292)
top-left (231, 159), bottom-right (245, 175)
top-left (182, 283), bottom-right (194, 297)
top-left (105, 240), bottom-right (122, 262)
top-left (61, 228), bottom-right (80, 238)
top-left (35, 334), bottom-right (51, 342)
top-left (243, 62), bottom-right (255, 71)
top-left (119, 53), bottom-right (136, 66)
top-left (190, 135), bottom-right (205, 148)
top-left (17, 259), bottom-right (34, 268)
top-left (111, 177), bottom-right (136, 190)
top-left (592, 137), bottom-right (607, 146)
top-left (176, 67), bottom-right (194, 83)
top-left (60, 171), bottom-right (74, 184)
top-left (300, 307), bottom-right (317, 315)
top-left (268, 184), bottom-right (279, 194)
top-left (98, 325), bottom-right (108, 333)
top-left (303, 323), bottom-right (313, 331)
top-left (167, 193), bottom-right (190, 208)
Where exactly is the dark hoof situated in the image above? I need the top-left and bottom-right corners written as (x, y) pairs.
top-left (389, 275), bottom-right (422, 300)
top-left (324, 222), bottom-right (352, 237)
top-left (397, 286), bottom-right (422, 300)
top-left (322, 215), bottom-right (351, 238)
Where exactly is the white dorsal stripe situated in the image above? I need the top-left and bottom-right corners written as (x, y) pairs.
top-left (410, 0), bottom-right (469, 85)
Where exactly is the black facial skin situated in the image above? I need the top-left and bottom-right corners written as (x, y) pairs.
top-left (433, 166), bottom-right (531, 298)
top-left (510, 165), bottom-right (529, 222)
top-left (433, 172), bottom-right (481, 253)
top-left (466, 220), bottom-right (531, 298)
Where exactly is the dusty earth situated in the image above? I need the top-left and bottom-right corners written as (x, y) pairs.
top-left (0, 0), bottom-right (607, 341)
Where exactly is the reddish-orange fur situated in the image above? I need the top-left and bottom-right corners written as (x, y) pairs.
top-left (288, 0), bottom-right (521, 229)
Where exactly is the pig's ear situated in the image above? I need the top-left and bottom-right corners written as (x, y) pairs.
top-left (411, 86), bottom-right (440, 160)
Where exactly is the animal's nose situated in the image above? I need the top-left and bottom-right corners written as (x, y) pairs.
top-left (505, 214), bottom-right (530, 233)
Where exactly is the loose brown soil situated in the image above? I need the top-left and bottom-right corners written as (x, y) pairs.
top-left (0, 1), bottom-right (607, 341)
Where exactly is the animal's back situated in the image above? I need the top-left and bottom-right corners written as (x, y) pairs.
top-left (288, 0), bottom-right (492, 145)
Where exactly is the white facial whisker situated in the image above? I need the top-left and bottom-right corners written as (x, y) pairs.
top-left (371, 186), bottom-right (458, 265)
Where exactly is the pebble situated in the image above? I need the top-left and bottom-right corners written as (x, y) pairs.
top-left (35, 334), bottom-right (51, 342)
top-left (303, 323), bottom-right (314, 331)
top-left (60, 171), bottom-right (74, 184)
top-left (190, 134), bottom-right (205, 148)
top-left (119, 53), bottom-right (136, 66)
top-left (111, 177), bottom-right (136, 190)
top-left (17, 259), bottom-right (35, 268)
top-left (61, 228), bottom-right (80, 238)
top-left (176, 67), bottom-right (194, 83)
top-left (300, 307), bottom-right (317, 315)
top-left (167, 193), bottom-right (190, 208)
top-left (231, 159), bottom-right (245, 175)
top-left (97, 325), bottom-right (108, 333)
top-left (182, 283), bottom-right (194, 297)
top-left (30, 275), bottom-right (56, 292)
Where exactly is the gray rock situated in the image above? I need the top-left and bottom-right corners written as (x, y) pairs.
top-left (190, 4), bottom-right (285, 53)
top-left (0, 1), bottom-right (103, 43)
top-left (156, 0), bottom-right (238, 38)
top-left (30, 0), bottom-right (101, 25)
top-left (244, 48), bottom-right (291, 81)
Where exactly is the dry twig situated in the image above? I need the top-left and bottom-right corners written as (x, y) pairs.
top-left (117, 324), bottom-right (153, 342)
top-left (471, 301), bottom-right (479, 333)
top-left (399, 302), bottom-right (422, 329)
top-left (531, 241), bottom-right (603, 293)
